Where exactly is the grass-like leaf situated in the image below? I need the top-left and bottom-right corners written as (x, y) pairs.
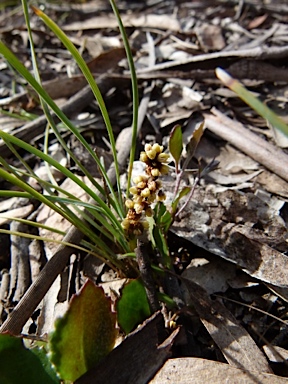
top-left (216, 67), bottom-right (288, 137)
top-left (109, 0), bottom-right (139, 196)
top-left (31, 5), bottom-right (124, 214)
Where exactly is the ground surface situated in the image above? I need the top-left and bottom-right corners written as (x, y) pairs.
top-left (0, 0), bottom-right (288, 383)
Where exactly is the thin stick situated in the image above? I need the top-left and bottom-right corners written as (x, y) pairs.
top-left (204, 109), bottom-right (288, 183)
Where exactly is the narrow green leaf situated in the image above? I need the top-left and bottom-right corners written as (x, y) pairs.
top-left (216, 67), bottom-right (288, 137)
top-left (169, 124), bottom-right (183, 171)
top-left (49, 280), bottom-right (116, 381)
top-left (171, 186), bottom-right (191, 215)
top-left (109, 0), bottom-right (139, 196)
top-left (0, 334), bottom-right (58, 384)
top-left (152, 224), bottom-right (171, 268)
top-left (30, 5), bottom-right (124, 215)
top-left (182, 121), bottom-right (205, 172)
top-left (155, 201), bottom-right (172, 233)
top-left (117, 279), bottom-right (151, 334)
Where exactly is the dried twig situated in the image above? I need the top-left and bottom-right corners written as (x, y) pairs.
top-left (135, 238), bottom-right (160, 313)
top-left (204, 108), bottom-right (288, 183)
top-left (136, 45), bottom-right (288, 73)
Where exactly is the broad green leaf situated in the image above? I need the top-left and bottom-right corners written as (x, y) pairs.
top-left (0, 334), bottom-right (58, 384)
top-left (117, 279), bottom-right (151, 334)
top-left (216, 67), bottom-right (288, 137)
top-left (169, 125), bottom-right (183, 171)
top-left (49, 279), bottom-right (116, 381)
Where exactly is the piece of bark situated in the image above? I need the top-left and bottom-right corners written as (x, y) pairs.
top-left (8, 221), bottom-right (31, 303)
top-left (75, 312), bottom-right (178, 384)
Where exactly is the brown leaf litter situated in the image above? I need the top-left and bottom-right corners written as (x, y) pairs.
top-left (0, 0), bottom-right (288, 382)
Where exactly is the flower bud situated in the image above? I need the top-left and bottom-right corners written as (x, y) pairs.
top-left (133, 175), bottom-right (148, 184)
top-left (147, 193), bottom-right (156, 203)
top-left (141, 187), bottom-right (151, 198)
top-left (157, 153), bottom-right (170, 163)
top-left (151, 168), bottom-right (160, 177)
top-left (144, 143), bottom-right (152, 152)
top-left (152, 143), bottom-right (162, 153)
top-left (133, 195), bottom-right (143, 204)
top-left (160, 164), bottom-right (169, 175)
top-left (129, 186), bottom-right (139, 195)
top-left (134, 203), bottom-right (144, 214)
top-left (157, 190), bottom-right (166, 201)
top-left (141, 220), bottom-right (149, 230)
top-left (140, 152), bottom-right (148, 163)
top-left (146, 149), bottom-right (157, 160)
top-left (125, 199), bottom-right (134, 209)
top-left (137, 181), bottom-right (147, 189)
top-left (145, 207), bottom-right (153, 217)
top-left (148, 180), bottom-right (157, 191)
top-left (121, 218), bottom-right (130, 230)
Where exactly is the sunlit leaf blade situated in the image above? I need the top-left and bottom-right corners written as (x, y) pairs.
top-left (183, 121), bottom-right (205, 171)
top-left (169, 124), bottom-right (183, 170)
top-left (0, 334), bottom-right (58, 384)
top-left (216, 67), bottom-right (288, 137)
top-left (49, 280), bottom-right (116, 381)
top-left (116, 279), bottom-right (151, 334)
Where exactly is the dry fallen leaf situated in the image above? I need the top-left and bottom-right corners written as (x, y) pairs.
top-left (150, 358), bottom-right (288, 384)
top-left (182, 278), bottom-right (272, 373)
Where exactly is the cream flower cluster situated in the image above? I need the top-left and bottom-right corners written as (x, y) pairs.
top-left (121, 143), bottom-right (170, 236)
